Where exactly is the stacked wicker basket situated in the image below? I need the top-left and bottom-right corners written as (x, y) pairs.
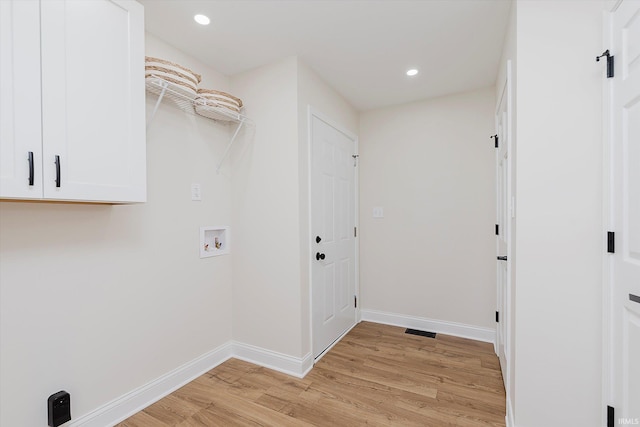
top-left (145, 56), bottom-right (201, 99)
top-left (145, 56), bottom-right (244, 121)
top-left (194, 89), bottom-right (243, 120)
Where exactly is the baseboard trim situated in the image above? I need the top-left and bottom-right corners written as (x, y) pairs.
top-left (232, 341), bottom-right (313, 379)
top-left (360, 309), bottom-right (496, 344)
top-left (69, 342), bottom-right (233, 427)
top-left (506, 395), bottom-right (515, 427)
top-left (68, 313), bottom-right (492, 426)
top-left (69, 339), bottom-right (314, 426)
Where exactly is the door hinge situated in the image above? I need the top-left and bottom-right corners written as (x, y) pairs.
top-left (607, 405), bottom-right (614, 427)
top-left (607, 231), bottom-right (615, 254)
top-left (491, 134), bottom-right (498, 148)
top-left (352, 154), bottom-right (359, 166)
top-left (354, 226), bottom-right (357, 237)
top-left (596, 50), bottom-right (614, 78)
top-left (495, 224), bottom-right (499, 236)
top-left (495, 311), bottom-right (499, 323)
top-left (354, 295), bottom-right (357, 308)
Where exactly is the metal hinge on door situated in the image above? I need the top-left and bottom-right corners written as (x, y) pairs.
top-left (596, 50), bottom-right (614, 78)
top-left (491, 134), bottom-right (498, 148)
top-left (607, 406), bottom-right (614, 427)
top-left (607, 232), bottom-right (615, 253)
top-left (354, 227), bottom-right (357, 237)
top-left (495, 311), bottom-right (499, 323)
top-left (354, 295), bottom-right (357, 308)
top-left (495, 224), bottom-right (499, 236)
top-left (352, 154), bottom-right (359, 166)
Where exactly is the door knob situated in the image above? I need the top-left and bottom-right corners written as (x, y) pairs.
top-left (316, 236), bottom-right (322, 244)
top-left (316, 252), bottom-right (325, 260)
top-left (497, 256), bottom-right (508, 261)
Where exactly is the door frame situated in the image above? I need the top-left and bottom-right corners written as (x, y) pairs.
top-left (307, 106), bottom-right (360, 362)
top-left (602, 6), bottom-right (613, 424)
top-left (495, 60), bottom-right (513, 400)
top-left (602, 1), bottom-right (622, 424)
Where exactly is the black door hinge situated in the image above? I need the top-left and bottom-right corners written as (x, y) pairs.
top-left (495, 224), bottom-right (499, 236)
top-left (607, 405), bottom-right (614, 427)
top-left (495, 311), bottom-right (499, 323)
top-left (608, 231), bottom-right (615, 254)
top-left (491, 134), bottom-right (498, 148)
top-left (354, 295), bottom-right (357, 308)
top-left (354, 227), bottom-right (357, 237)
top-left (597, 50), bottom-right (614, 78)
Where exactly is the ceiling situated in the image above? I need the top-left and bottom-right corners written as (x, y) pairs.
top-left (140, 0), bottom-right (512, 111)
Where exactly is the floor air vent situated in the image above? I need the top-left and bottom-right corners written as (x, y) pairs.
top-left (405, 328), bottom-right (436, 338)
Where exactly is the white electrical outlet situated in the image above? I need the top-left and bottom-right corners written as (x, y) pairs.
top-left (191, 183), bottom-right (202, 201)
top-left (373, 206), bottom-right (384, 218)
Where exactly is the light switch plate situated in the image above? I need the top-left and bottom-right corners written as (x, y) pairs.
top-left (373, 206), bottom-right (384, 218)
top-left (191, 183), bottom-right (202, 201)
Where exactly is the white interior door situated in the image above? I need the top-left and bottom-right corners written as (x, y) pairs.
top-left (610, 0), bottom-right (640, 423)
top-left (495, 73), bottom-right (510, 383)
top-left (310, 111), bottom-right (357, 360)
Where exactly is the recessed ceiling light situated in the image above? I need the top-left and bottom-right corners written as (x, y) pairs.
top-left (194, 14), bottom-right (210, 25)
top-left (406, 69), bottom-right (419, 77)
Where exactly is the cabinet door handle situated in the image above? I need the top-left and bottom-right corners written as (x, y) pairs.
top-left (54, 155), bottom-right (61, 188)
top-left (28, 152), bottom-right (34, 186)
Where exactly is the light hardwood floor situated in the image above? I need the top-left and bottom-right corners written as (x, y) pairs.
top-left (117, 322), bottom-right (505, 426)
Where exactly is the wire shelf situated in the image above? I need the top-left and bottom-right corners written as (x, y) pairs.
top-left (145, 76), bottom-right (251, 124)
top-left (145, 75), bottom-right (253, 173)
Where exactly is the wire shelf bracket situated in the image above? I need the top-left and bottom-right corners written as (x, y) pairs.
top-left (145, 76), bottom-right (253, 173)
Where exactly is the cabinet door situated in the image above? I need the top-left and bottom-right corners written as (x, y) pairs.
top-left (0, 0), bottom-right (43, 199)
top-left (40, 0), bottom-right (146, 203)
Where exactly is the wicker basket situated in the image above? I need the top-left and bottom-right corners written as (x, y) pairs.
top-left (145, 56), bottom-right (202, 99)
top-left (197, 88), bottom-right (243, 108)
top-left (194, 88), bottom-right (244, 121)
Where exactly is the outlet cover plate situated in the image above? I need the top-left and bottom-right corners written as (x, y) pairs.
top-left (191, 183), bottom-right (202, 201)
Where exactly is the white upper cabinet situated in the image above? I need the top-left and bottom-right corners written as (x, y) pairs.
top-left (0, 0), bottom-right (43, 199)
top-left (0, 0), bottom-right (146, 203)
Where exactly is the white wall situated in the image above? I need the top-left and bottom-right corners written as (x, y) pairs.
top-left (228, 57), bottom-right (358, 361)
top-left (229, 57), bottom-right (303, 357)
top-left (296, 61), bottom-right (359, 356)
top-left (359, 87), bottom-right (496, 330)
top-left (5, 5), bottom-right (609, 425)
top-left (0, 33), bottom-right (234, 426)
top-left (513, 1), bottom-right (604, 426)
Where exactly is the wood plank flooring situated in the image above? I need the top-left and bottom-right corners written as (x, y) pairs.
top-left (117, 322), bottom-right (505, 426)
